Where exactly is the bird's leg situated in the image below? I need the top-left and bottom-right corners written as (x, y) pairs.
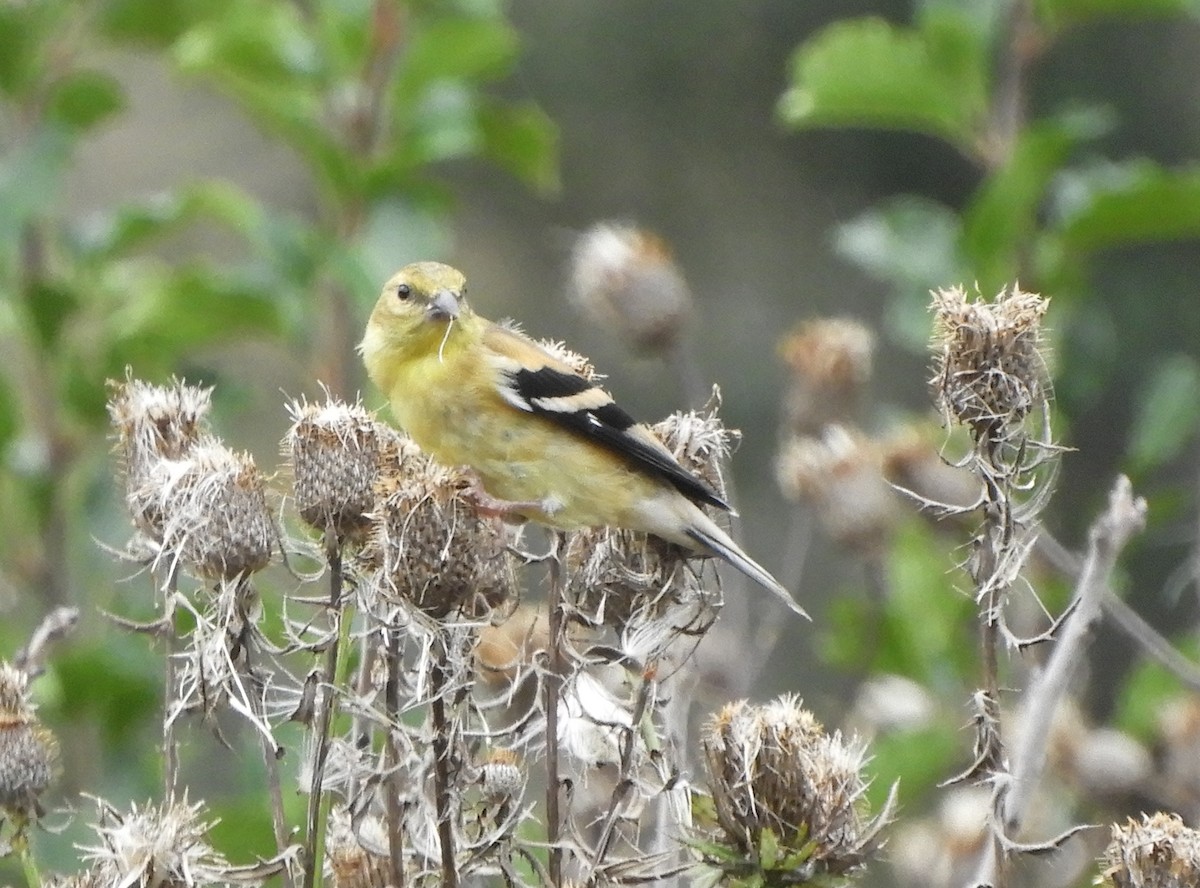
top-left (460, 469), bottom-right (557, 521)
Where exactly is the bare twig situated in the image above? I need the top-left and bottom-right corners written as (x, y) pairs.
top-left (14, 606), bottom-right (78, 676)
top-left (544, 534), bottom-right (566, 888)
top-left (384, 625), bottom-right (406, 888)
top-left (430, 634), bottom-right (460, 888)
top-left (1002, 476), bottom-right (1147, 832)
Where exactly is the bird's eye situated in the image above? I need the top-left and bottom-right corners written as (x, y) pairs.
top-left (396, 283), bottom-right (412, 300)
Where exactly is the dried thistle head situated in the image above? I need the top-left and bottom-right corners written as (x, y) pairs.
top-left (107, 374), bottom-right (213, 536)
top-left (570, 222), bottom-right (692, 353)
top-left (699, 695), bottom-right (892, 879)
top-left (326, 806), bottom-right (389, 888)
top-left (284, 395), bottom-right (395, 543)
top-left (81, 796), bottom-right (231, 888)
top-left (0, 662), bottom-right (56, 818)
top-left (362, 443), bottom-right (516, 620)
top-left (1100, 812), bottom-right (1200, 888)
top-left (930, 286), bottom-right (1050, 447)
top-left (776, 425), bottom-right (897, 553)
top-left (566, 404), bottom-right (733, 624)
top-left (156, 440), bottom-right (276, 581)
top-left (778, 318), bottom-right (874, 436)
top-left (478, 747), bottom-right (524, 801)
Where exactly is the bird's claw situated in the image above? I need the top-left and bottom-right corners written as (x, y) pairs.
top-left (461, 469), bottom-right (547, 521)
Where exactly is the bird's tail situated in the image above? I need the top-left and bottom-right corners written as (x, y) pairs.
top-left (686, 524), bottom-right (809, 619)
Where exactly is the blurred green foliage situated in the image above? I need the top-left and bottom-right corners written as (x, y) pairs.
top-left (781, 0), bottom-right (1200, 858)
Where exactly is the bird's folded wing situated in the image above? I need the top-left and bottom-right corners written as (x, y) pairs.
top-left (481, 324), bottom-right (729, 511)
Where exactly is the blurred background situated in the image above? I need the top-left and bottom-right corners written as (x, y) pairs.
top-left (4, 0), bottom-right (1200, 885)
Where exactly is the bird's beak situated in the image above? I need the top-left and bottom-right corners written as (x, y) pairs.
top-left (427, 290), bottom-right (461, 322)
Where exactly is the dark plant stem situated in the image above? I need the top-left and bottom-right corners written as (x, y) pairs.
top-left (385, 624), bottom-right (406, 888)
top-left (302, 532), bottom-right (345, 888)
top-left (429, 634), bottom-right (460, 888)
top-left (544, 535), bottom-right (567, 888)
top-left (241, 649), bottom-right (295, 888)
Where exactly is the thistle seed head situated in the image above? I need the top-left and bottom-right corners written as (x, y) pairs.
top-left (479, 747), bottom-right (524, 801)
top-left (81, 796), bottom-right (230, 888)
top-left (107, 374), bottom-right (213, 536)
top-left (778, 318), bottom-right (874, 436)
top-left (1101, 812), bottom-right (1200, 888)
top-left (570, 222), bottom-right (692, 353)
top-left (156, 439), bottom-right (276, 580)
top-left (776, 425), bottom-right (897, 553)
top-left (326, 806), bottom-right (389, 888)
top-left (700, 695), bottom-right (891, 877)
top-left (930, 286), bottom-right (1049, 445)
top-left (284, 395), bottom-right (394, 543)
top-left (566, 404), bottom-right (733, 623)
top-left (362, 443), bottom-right (516, 620)
top-left (0, 663), bottom-right (56, 817)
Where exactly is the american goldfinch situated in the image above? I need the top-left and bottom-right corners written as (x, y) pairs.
top-left (360, 261), bottom-right (805, 616)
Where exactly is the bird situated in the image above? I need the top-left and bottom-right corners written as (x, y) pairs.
top-left (359, 261), bottom-right (805, 617)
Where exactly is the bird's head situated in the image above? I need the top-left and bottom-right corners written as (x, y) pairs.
top-left (362, 261), bottom-right (469, 356)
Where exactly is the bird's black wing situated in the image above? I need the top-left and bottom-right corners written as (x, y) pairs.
top-left (484, 326), bottom-right (728, 511)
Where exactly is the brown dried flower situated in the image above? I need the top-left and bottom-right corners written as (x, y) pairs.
top-left (776, 425), bottom-right (898, 553)
top-left (566, 403), bottom-right (734, 623)
top-left (1100, 812), bottom-right (1200, 888)
top-left (326, 806), bottom-right (389, 888)
top-left (570, 222), bottom-right (692, 353)
top-left (80, 796), bottom-right (231, 888)
top-left (778, 318), bottom-right (874, 437)
top-left (107, 374), bottom-right (213, 537)
top-left (930, 285), bottom-right (1050, 447)
top-left (478, 747), bottom-right (524, 801)
top-left (700, 695), bottom-right (892, 878)
top-left (155, 440), bottom-right (276, 580)
top-left (284, 395), bottom-right (395, 543)
top-left (0, 662), bottom-right (56, 818)
top-left (362, 442), bottom-right (516, 620)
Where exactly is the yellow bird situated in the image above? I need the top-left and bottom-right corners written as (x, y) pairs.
top-left (360, 261), bottom-right (805, 616)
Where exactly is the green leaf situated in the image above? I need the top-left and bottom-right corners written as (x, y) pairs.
top-left (758, 828), bottom-right (780, 869)
top-left (778, 12), bottom-right (989, 152)
top-left (0, 4), bottom-right (40, 96)
top-left (833, 196), bottom-right (965, 348)
top-left (1112, 638), bottom-right (1200, 741)
top-left (98, 0), bottom-right (224, 46)
top-left (105, 264), bottom-right (283, 372)
top-left (478, 100), bottom-right (560, 196)
top-left (867, 724), bottom-right (961, 808)
top-left (396, 15), bottom-right (519, 101)
top-left (1127, 354), bottom-right (1200, 474)
top-left (1051, 161), bottom-right (1200, 253)
top-left (963, 111), bottom-right (1106, 291)
top-left (46, 69), bottom-right (125, 131)
top-left (0, 373), bottom-right (20, 454)
top-left (407, 81), bottom-right (483, 163)
top-left (23, 280), bottom-right (79, 350)
top-left (1035, 0), bottom-right (1200, 32)
top-left (822, 517), bottom-right (977, 687)
top-left (174, 1), bottom-right (320, 87)
top-left (75, 181), bottom-right (265, 260)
